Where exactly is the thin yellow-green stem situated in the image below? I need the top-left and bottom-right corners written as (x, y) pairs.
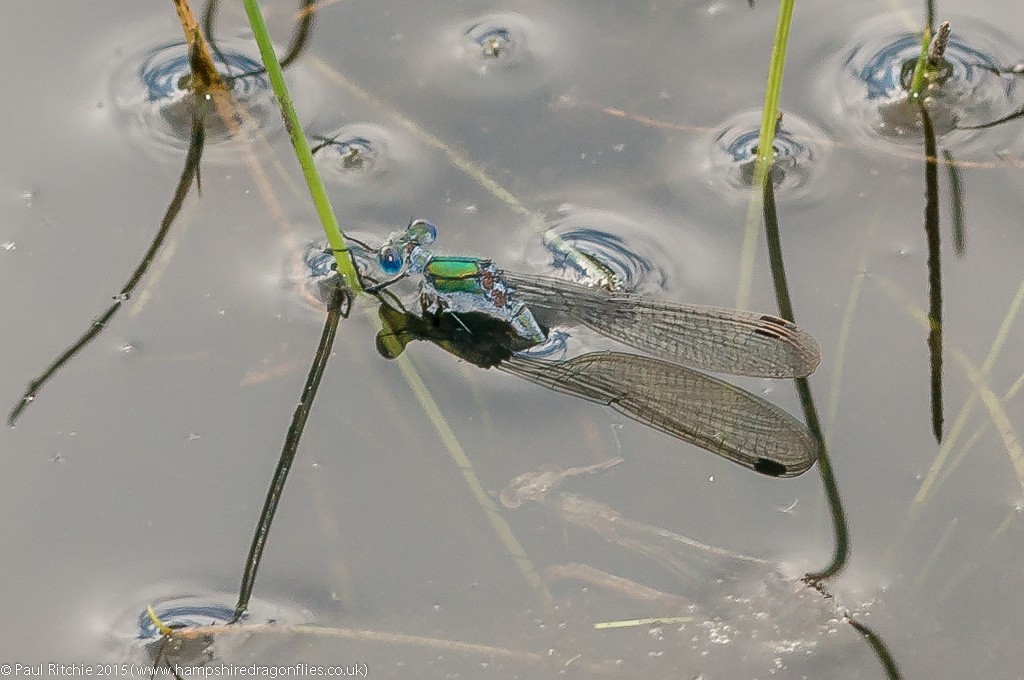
top-left (385, 328), bottom-right (555, 611)
top-left (910, 517), bottom-right (956, 595)
top-left (871, 275), bottom-right (1024, 504)
top-left (240, 0), bottom-right (361, 293)
top-left (908, 26), bottom-right (932, 99)
top-left (913, 274), bottom-right (1024, 505)
top-left (937, 367), bottom-right (1024, 488)
top-left (736, 0), bottom-right (794, 309)
top-left (825, 215), bottom-right (880, 444)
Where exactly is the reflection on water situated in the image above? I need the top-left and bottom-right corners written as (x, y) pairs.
top-left (426, 11), bottom-right (567, 101)
top-left (515, 204), bottom-right (697, 295)
top-left (538, 207), bottom-right (669, 292)
top-left (3, 0), bottom-right (1024, 677)
top-left (310, 122), bottom-right (427, 205)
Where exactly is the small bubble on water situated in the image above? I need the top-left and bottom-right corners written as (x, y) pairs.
top-left (187, 432), bottom-right (201, 441)
top-left (551, 93), bottom-right (576, 110)
top-left (20, 190), bottom-right (35, 206)
top-left (120, 344), bottom-right (134, 353)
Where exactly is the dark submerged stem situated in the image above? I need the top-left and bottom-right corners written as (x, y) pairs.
top-left (764, 158), bottom-right (902, 679)
top-left (202, 0), bottom-right (316, 80)
top-left (201, 0), bottom-right (231, 78)
top-left (921, 104), bottom-right (944, 442)
top-left (8, 104), bottom-right (206, 427)
top-left (232, 282), bottom-right (350, 623)
top-left (762, 170), bottom-right (850, 581)
top-left (958, 103), bottom-right (1024, 130)
top-left (847, 618), bottom-right (906, 679)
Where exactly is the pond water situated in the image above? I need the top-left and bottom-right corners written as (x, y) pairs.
top-left (2, 0), bottom-right (1024, 677)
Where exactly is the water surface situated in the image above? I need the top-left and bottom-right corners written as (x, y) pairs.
top-left (2, 1), bottom-right (1024, 677)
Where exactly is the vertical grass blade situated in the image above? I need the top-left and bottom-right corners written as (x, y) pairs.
top-left (240, 0), bottom-right (362, 293)
top-left (736, 0), bottom-right (794, 309)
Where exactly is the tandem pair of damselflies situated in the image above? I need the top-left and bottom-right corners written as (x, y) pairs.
top-left (308, 219), bottom-right (821, 477)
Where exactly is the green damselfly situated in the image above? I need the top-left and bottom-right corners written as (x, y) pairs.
top-left (310, 220), bottom-right (821, 477)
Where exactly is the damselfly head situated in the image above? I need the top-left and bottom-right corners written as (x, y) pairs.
top-left (406, 219), bottom-right (438, 246)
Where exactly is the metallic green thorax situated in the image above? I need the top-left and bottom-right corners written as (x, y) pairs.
top-left (425, 256), bottom-right (491, 295)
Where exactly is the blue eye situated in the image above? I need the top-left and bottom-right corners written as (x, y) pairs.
top-left (378, 245), bottom-right (404, 275)
top-left (408, 219), bottom-right (437, 246)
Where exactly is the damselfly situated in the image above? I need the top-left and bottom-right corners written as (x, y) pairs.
top-left (315, 220), bottom-right (821, 477)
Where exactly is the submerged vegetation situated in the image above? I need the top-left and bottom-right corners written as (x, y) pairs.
top-left (6, 0), bottom-right (1024, 677)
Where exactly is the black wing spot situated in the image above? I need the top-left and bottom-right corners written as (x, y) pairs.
top-left (754, 458), bottom-right (788, 477)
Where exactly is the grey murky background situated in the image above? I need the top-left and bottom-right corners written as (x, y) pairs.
top-left (2, 0), bottom-right (1024, 677)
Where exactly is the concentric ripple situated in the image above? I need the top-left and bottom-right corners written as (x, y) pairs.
top-left (310, 123), bottom-right (427, 206)
top-left (699, 111), bottom-right (828, 201)
top-left (519, 205), bottom-right (675, 294)
top-left (826, 15), bottom-right (1023, 150)
top-left (429, 13), bottom-right (564, 101)
top-left (462, 18), bottom-right (525, 71)
top-left (110, 39), bottom-right (287, 161)
top-left (136, 596), bottom-right (236, 642)
top-left (292, 234), bottom-right (381, 312)
top-left (111, 587), bottom-right (310, 664)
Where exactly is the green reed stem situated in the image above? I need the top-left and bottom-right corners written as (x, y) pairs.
top-left (908, 26), bottom-right (932, 98)
top-left (736, 0), bottom-right (793, 309)
top-left (240, 0), bottom-right (362, 293)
